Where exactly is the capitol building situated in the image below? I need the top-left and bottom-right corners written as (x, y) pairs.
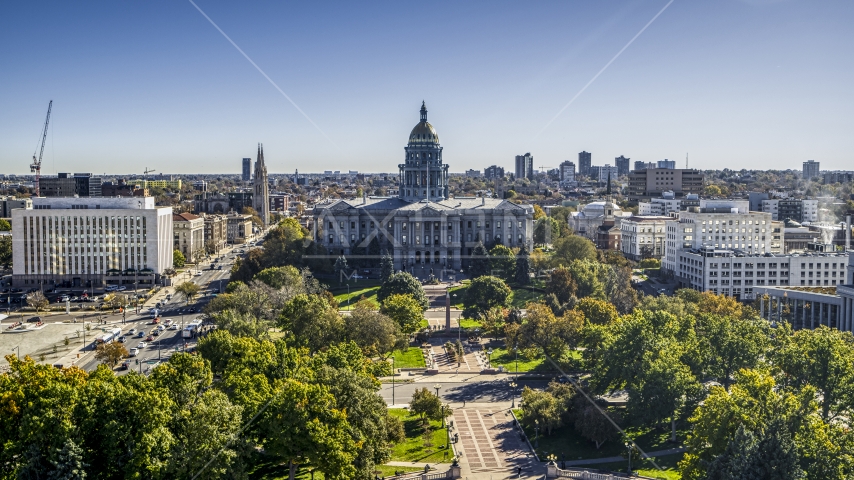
top-left (313, 102), bottom-right (534, 277)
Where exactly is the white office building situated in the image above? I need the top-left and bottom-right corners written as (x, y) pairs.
top-left (11, 197), bottom-right (173, 289)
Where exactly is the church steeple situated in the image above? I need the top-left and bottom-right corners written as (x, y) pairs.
top-left (420, 101), bottom-right (427, 122)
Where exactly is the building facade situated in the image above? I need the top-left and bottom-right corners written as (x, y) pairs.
top-left (578, 151), bottom-right (592, 178)
top-left (515, 152), bottom-right (534, 180)
top-left (620, 216), bottom-right (669, 260)
top-left (570, 199), bottom-right (632, 241)
top-left (313, 103), bottom-right (533, 276)
top-left (559, 161), bottom-right (576, 184)
top-left (615, 156), bottom-right (630, 176)
top-left (627, 168), bottom-right (704, 200)
top-left (803, 160), bottom-right (820, 179)
top-left (657, 159), bottom-right (676, 169)
top-left (242, 158), bottom-right (251, 182)
top-left (40, 173), bottom-right (103, 198)
top-left (201, 214), bottom-right (227, 253)
top-left (484, 165), bottom-right (505, 179)
top-left (10, 197), bottom-right (172, 289)
top-left (226, 212), bottom-right (253, 244)
top-left (0, 197), bottom-right (32, 218)
top-left (173, 212), bottom-right (205, 263)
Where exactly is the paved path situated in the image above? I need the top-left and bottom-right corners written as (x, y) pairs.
top-left (452, 408), bottom-right (541, 478)
top-left (562, 447), bottom-right (686, 467)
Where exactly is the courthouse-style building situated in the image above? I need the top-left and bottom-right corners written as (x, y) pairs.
top-left (312, 103), bottom-right (534, 276)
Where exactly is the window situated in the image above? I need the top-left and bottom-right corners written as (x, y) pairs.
top-left (402, 235), bottom-right (407, 245)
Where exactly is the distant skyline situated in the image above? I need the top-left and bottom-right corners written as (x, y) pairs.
top-left (2, 1), bottom-right (853, 174)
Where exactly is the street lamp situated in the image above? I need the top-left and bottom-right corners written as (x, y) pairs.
top-left (486, 348), bottom-right (493, 368)
top-left (434, 384), bottom-right (441, 398)
top-left (625, 442), bottom-right (633, 475)
top-left (391, 355), bottom-right (395, 406)
top-left (510, 381), bottom-right (517, 408)
top-left (346, 283), bottom-right (350, 311)
top-left (514, 345), bottom-right (519, 375)
top-left (534, 420), bottom-right (540, 448)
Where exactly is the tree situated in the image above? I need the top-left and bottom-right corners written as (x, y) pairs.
top-left (533, 216), bottom-right (561, 246)
top-left (377, 272), bottom-right (428, 310)
top-left (517, 303), bottom-right (584, 359)
top-left (520, 386), bottom-right (563, 435)
top-left (0, 219), bottom-right (10, 231)
top-left (94, 342), bottom-right (128, 366)
top-left (628, 350), bottom-right (699, 442)
top-left (532, 204), bottom-right (545, 220)
top-left (574, 400), bottom-right (620, 449)
top-left (380, 293), bottom-right (426, 335)
top-left (0, 236), bottom-right (11, 267)
top-left (279, 294), bottom-right (343, 353)
top-left (489, 244), bottom-right (516, 280)
top-left (345, 299), bottom-right (406, 357)
top-left (552, 236), bottom-right (597, 266)
top-left (380, 253), bottom-right (394, 283)
top-left (546, 267), bottom-right (577, 304)
top-left (173, 249), bottom-right (186, 268)
top-left (515, 245), bottom-right (531, 285)
top-left (333, 255), bottom-right (349, 283)
top-left (27, 291), bottom-right (49, 313)
top-left (567, 259), bottom-right (606, 299)
top-left (48, 438), bottom-right (87, 480)
top-left (462, 276), bottom-right (511, 319)
top-left (699, 314), bottom-right (769, 391)
top-left (575, 297), bottom-right (618, 325)
top-left (175, 281), bottom-right (200, 304)
top-left (254, 265), bottom-right (303, 291)
top-left (468, 242), bottom-right (490, 278)
top-left (410, 387), bottom-right (443, 423)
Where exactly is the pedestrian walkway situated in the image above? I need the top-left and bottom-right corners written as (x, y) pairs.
top-left (562, 447), bottom-right (686, 467)
top-left (452, 408), bottom-right (541, 478)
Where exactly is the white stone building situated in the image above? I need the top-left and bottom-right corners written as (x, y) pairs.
top-left (570, 200), bottom-right (632, 241)
top-left (173, 212), bottom-right (205, 263)
top-left (620, 216), bottom-right (670, 260)
top-left (11, 197), bottom-right (172, 289)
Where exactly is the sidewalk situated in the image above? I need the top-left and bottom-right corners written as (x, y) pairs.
top-left (562, 447), bottom-right (686, 467)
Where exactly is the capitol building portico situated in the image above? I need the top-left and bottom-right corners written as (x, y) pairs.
top-left (313, 103), bottom-right (534, 277)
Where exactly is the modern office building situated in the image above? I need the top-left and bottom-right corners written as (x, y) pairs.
top-left (823, 171), bottom-right (854, 184)
top-left (615, 156), bottom-right (631, 176)
top-left (465, 169), bottom-right (481, 178)
top-left (627, 168), bottom-right (705, 200)
top-left (136, 179), bottom-right (182, 190)
top-left (314, 102), bottom-right (534, 276)
top-left (595, 165), bottom-right (619, 185)
top-left (633, 161), bottom-right (656, 172)
top-left (0, 197), bottom-right (32, 218)
top-left (803, 160), bottom-right (820, 179)
top-left (101, 180), bottom-right (147, 197)
top-left (578, 151), bottom-right (592, 177)
top-left (484, 165), bottom-right (505, 179)
top-left (173, 212), bottom-right (205, 263)
top-left (242, 158), bottom-right (252, 182)
top-left (10, 197), bottom-right (173, 289)
top-left (657, 159), bottom-right (676, 170)
top-left (559, 161), bottom-right (576, 183)
top-left (40, 173), bottom-right (103, 198)
top-left (761, 199), bottom-right (819, 223)
top-left (515, 152), bottom-right (534, 180)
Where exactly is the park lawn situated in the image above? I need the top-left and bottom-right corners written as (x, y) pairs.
top-left (332, 286), bottom-right (380, 309)
top-left (458, 319), bottom-right (482, 330)
top-left (572, 453), bottom-right (684, 480)
top-left (517, 409), bottom-right (688, 462)
top-left (449, 283), bottom-right (545, 309)
top-left (388, 409), bottom-right (453, 464)
top-left (374, 465), bottom-right (423, 476)
top-left (392, 347), bottom-right (426, 369)
top-left (488, 347), bottom-right (549, 373)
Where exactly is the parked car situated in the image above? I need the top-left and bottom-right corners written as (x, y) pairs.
top-left (26, 316), bottom-right (42, 323)
top-left (117, 286), bottom-right (127, 292)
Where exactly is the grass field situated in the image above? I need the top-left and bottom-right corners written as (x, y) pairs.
top-left (247, 456), bottom-right (425, 480)
top-left (332, 285), bottom-right (380, 309)
top-left (391, 347), bottom-right (426, 369)
top-left (571, 453), bottom-right (683, 480)
top-left (447, 283), bottom-right (546, 309)
top-left (487, 346), bottom-right (549, 373)
top-left (388, 408), bottom-right (453, 463)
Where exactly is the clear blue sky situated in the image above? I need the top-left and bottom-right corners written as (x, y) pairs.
top-left (2, 0), bottom-right (853, 174)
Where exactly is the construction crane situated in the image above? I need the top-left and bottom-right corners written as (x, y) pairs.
top-left (143, 168), bottom-right (156, 186)
top-left (30, 100), bottom-right (53, 196)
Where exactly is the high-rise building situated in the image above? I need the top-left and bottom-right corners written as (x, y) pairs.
top-left (615, 156), bottom-right (630, 176)
top-left (627, 168), bottom-right (705, 200)
top-left (657, 159), bottom-right (676, 170)
top-left (484, 165), bottom-right (505, 179)
top-left (242, 158), bottom-right (251, 182)
top-left (40, 173), bottom-right (102, 198)
top-left (578, 151), bottom-right (592, 177)
top-left (634, 161), bottom-right (656, 172)
top-left (559, 161), bottom-right (576, 183)
top-left (515, 153), bottom-right (533, 180)
top-left (803, 160), bottom-right (820, 179)
top-left (10, 197), bottom-right (173, 288)
top-left (253, 144), bottom-right (270, 227)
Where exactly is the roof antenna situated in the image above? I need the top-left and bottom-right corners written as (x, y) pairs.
top-left (686, 152), bottom-right (689, 169)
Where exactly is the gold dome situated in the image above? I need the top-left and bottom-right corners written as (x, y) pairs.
top-left (408, 101), bottom-right (440, 145)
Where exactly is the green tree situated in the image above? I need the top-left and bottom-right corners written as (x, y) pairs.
top-left (409, 387), bottom-right (450, 424)
top-left (468, 242), bottom-right (490, 278)
top-left (552, 235), bottom-right (597, 266)
top-left (520, 386), bottom-right (563, 435)
top-left (533, 216), bottom-right (561, 246)
top-left (377, 272), bottom-right (428, 310)
top-left (574, 399), bottom-right (621, 449)
top-left (254, 265), bottom-right (302, 291)
top-left (175, 281), bottom-right (200, 304)
top-left (380, 293), bottom-right (426, 335)
top-left (380, 253), bottom-right (394, 283)
top-left (546, 267), bottom-right (577, 304)
top-left (489, 244), bottom-right (516, 280)
top-left (515, 245), bottom-right (531, 285)
top-left (532, 204), bottom-right (546, 220)
top-left (567, 259), bottom-right (606, 299)
top-left (517, 303), bottom-right (584, 359)
top-left (94, 342), bottom-right (128, 366)
top-left (628, 349), bottom-right (700, 442)
top-left (0, 219), bottom-right (10, 231)
top-left (462, 275), bottom-right (511, 319)
top-left (345, 299), bottom-right (406, 357)
top-left (279, 294), bottom-right (343, 353)
top-left (47, 438), bottom-right (87, 480)
top-left (699, 314), bottom-right (769, 391)
top-left (333, 255), bottom-right (349, 283)
top-left (173, 249), bottom-right (186, 268)
top-left (0, 236), bottom-right (11, 267)
top-left (575, 297), bottom-right (618, 325)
